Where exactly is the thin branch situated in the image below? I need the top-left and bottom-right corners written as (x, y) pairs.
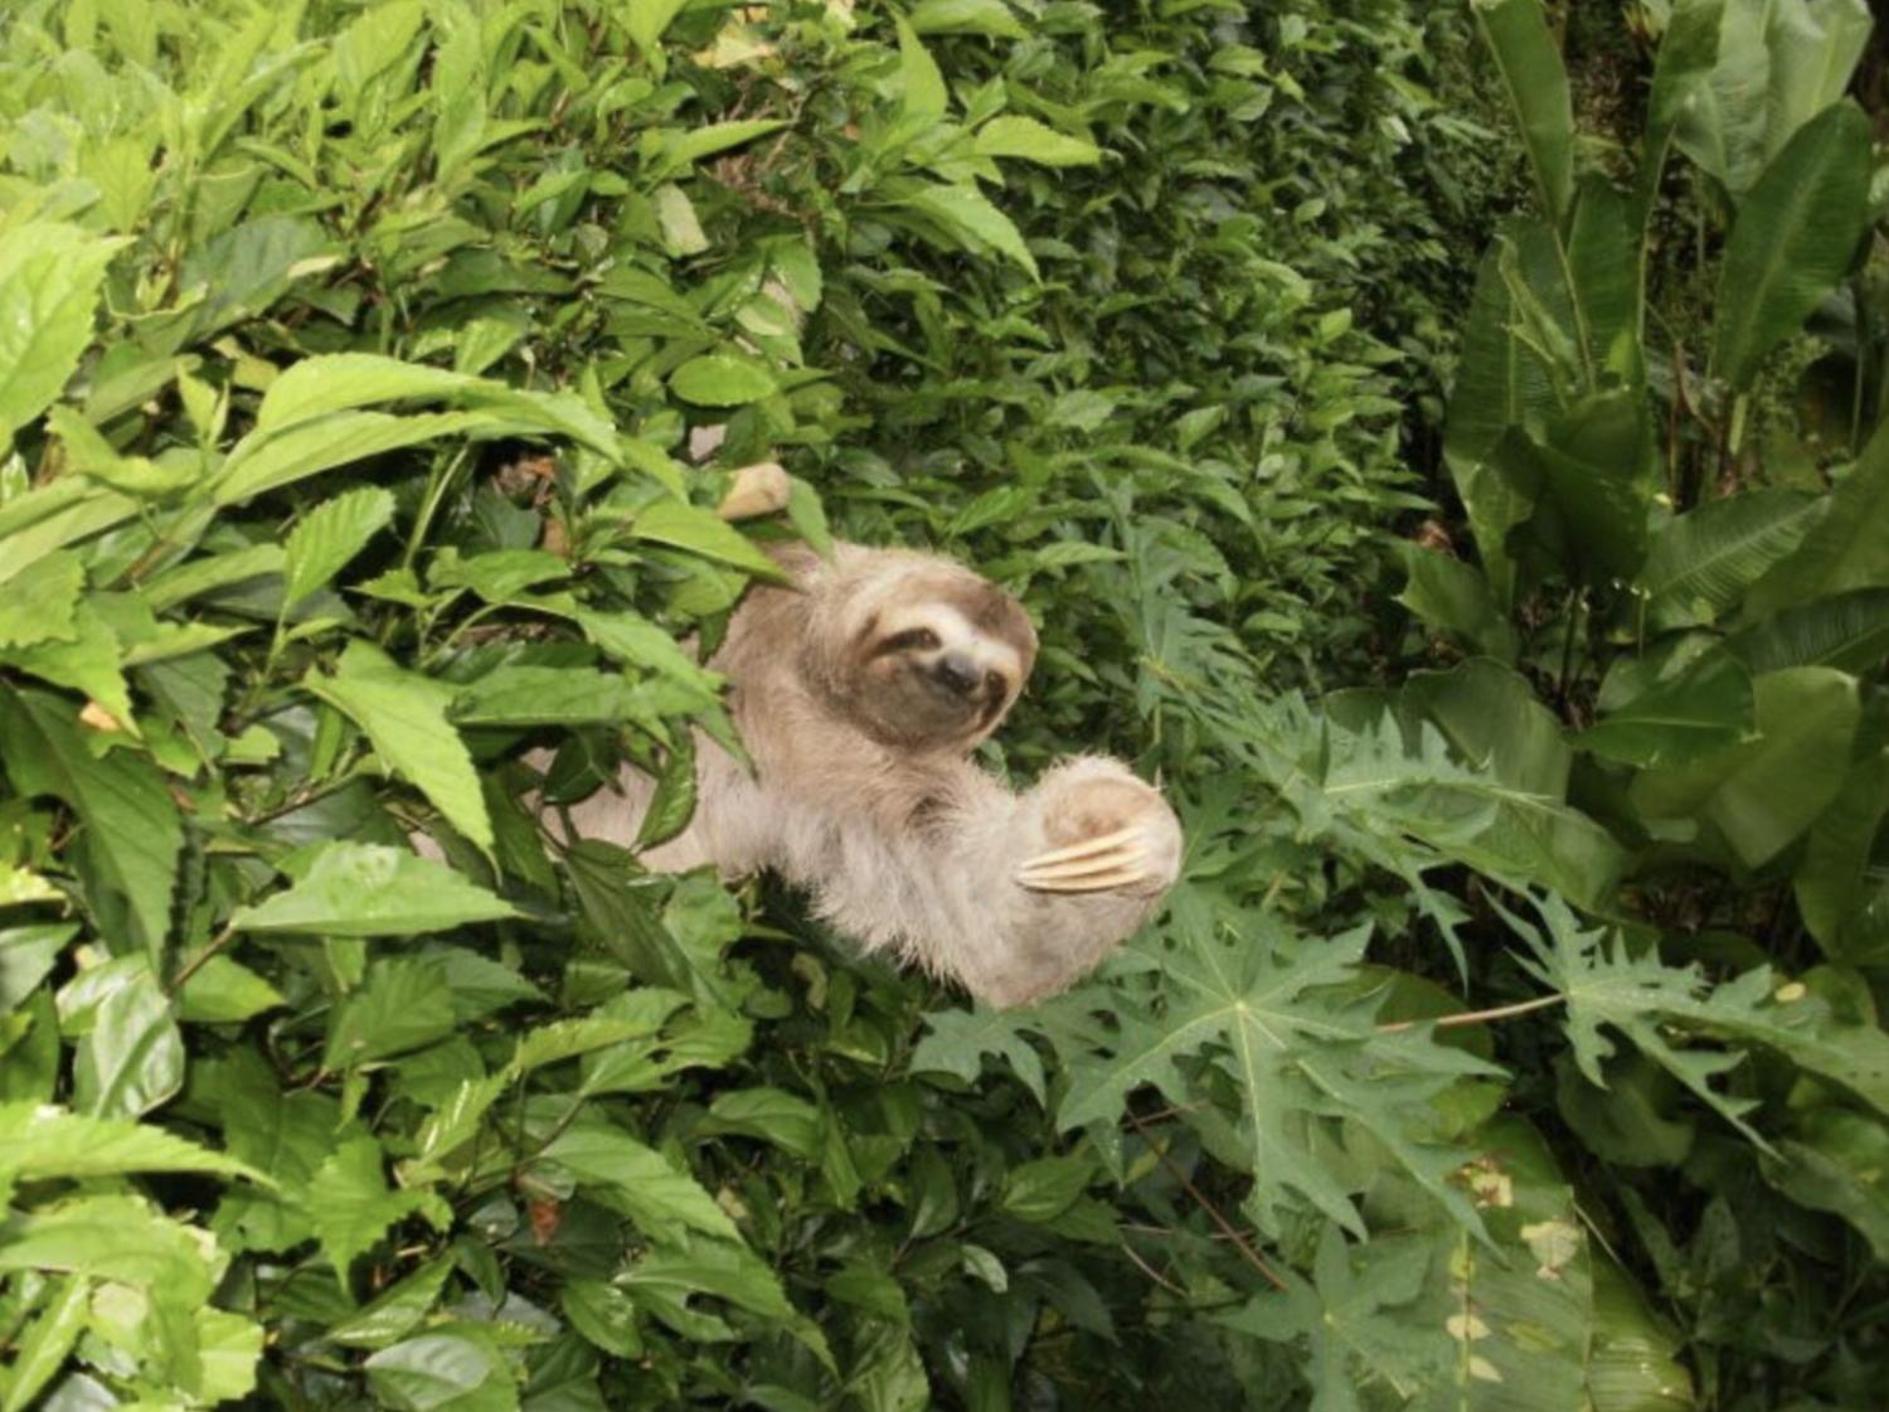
top-left (1124, 1110), bottom-right (1287, 1291)
top-left (168, 922), bottom-right (238, 994)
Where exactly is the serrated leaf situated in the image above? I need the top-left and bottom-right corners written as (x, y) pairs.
top-left (631, 496), bottom-right (786, 577)
top-left (973, 115), bottom-right (1101, 166)
top-left (0, 551), bottom-right (83, 649)
top-left (0, 1103), bottom-right (266, 1185)
top-left (535, 1120), bottom-right (740, 1242)
top-left (0, 223), bottom-right (122, 439)
top-left (303, 1134), bottom-right (441, 1286)
top-left (899, 183), bottom-right (1038, 278)
top-left (305, 641), bottom-right (493, 852)
top-left (234, 842), bottom-right (516, 936)
top-left (284, 487), bottom-right (396, 610)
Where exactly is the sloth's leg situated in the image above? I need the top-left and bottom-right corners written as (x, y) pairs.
top-left (823, 756), bottom-right (1181, 1008)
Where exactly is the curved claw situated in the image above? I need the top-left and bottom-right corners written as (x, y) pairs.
top-left (1016, 826), bottom-right (1153, 894)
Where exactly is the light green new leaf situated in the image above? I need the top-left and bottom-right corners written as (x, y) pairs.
top-left (234, 842), bottom-right (517, 937)
top-left (0, 223), bottom-right (122, 439)
top-left (0, 688), bottom-right (180, 958)
top-left (1473, 0), bottom-right (1574, 229)
top-left (899, 183), bottom-right (1039, 278)
top-left (0, 598), bottom-right (135, 733)
top-left (329, 1257), bottom-right (456, 1350)
top-left (668, 353), bottom-right (777, 406)
top-left (305, 640), bottom-right (493, 851)
top-left (1712, 103), bottom-right (1870, 391)
top-left (973, 115), bottom-right (1101, 166)
top-left (175, 955), bottom-right (287, 1024)
top-left (0, 551), bottom-right (83, 649)
top-left (283, 487), bottom-right (396, 610)
top-left (648, 120), bottom-right (787, 180)
top-left (897, 17), bottom-right (947, 122)
top-left (0, 1195), bottom-right (214, 1304)
top-left (624, 0), bottom-right (689, 62)
top-left (908, 0), bottom-right (1025, 37)
top-left (0, 1103), bottom-right (265, 1185)
top-left (1763, 0), bottom-right (1872, 165)
top-left (450, 666), bottom-right (637, 727)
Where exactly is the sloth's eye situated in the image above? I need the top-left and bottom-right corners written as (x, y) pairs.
top-left (884, 627), bottom-right (940, 653)
top-left (985, 672), bottom-right (1005, 697)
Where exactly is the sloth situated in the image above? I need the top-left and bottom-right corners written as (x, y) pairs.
top-left (549, 539), bottom-right (1185, 1008)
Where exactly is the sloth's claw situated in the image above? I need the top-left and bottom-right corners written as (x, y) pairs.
top-left (1017, 825), bottom-right (1141, 869)
top-left (1017, 833), bottom-right (1150, 893)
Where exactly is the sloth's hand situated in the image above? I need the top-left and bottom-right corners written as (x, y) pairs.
top-left (1015, 764), bottom-right (1182, 897)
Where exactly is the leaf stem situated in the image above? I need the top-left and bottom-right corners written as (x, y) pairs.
top-left (1374, 992), bottom-right (1565, 1035)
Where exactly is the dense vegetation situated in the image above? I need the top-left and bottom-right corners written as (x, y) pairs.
top-left (0, 1), bottom-right (1885, 1408)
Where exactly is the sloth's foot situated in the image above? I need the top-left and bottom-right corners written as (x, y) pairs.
top-left (1016, 766), bottom-right (1182, 897)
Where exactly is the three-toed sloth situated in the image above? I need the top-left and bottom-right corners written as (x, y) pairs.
top-left (554, 541), bottom-right (1184, 1007)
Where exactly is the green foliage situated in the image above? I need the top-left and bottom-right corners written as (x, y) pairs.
top-left (5, 0), bottom-right (1876, 1408)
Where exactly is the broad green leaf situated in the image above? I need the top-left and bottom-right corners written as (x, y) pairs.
top-left (562, 1280), bottom-right (644, 1358)
top-left (700, 1087), bottom-right (823, 1160)
top-left (899, 183), bottom-right (1038, 278)
top-left (1763, 1107), bottom-right (1889, 1261)
top-left (305, 640), bottom-right (493, 852)
top-left (1404, 658), bottom-right (1570, 799)
top-left (1672, 0), bottom-right (1772, 197)
top-left (235, 842), bottom-right (516, 937)
top-left (1712, 103), bottom-right (1870, 390)
top-left (1631, 667), bottom-right (1859, 867)
top-left (1000, 1156), bottom-right (1092, 1223)
top-left (621, 1232), bottom-right (833, 1369)
top-left (0, 223), bottom-right (122, 439)
top-left (1638, 489), bottom-right (1822, 629)
top-left (1576, 649), bottom-right (1755, 768)
top-left (1473, 0), bottom-right (1574, 228)
top-left (1745, 420), bottom-right (1889, 615)
top-left (0, 1103), bottom-right (264, 1184)
top-left (70, 956), bottom-right (184, 1119)
top-left (624, 0), bottom-right (688, 62)
top-left (1394, 544), bottom-right (1517, 661)
top-left (365, 1332), bottom-right (517, 1412)
top-left (283, 486), bottom-right (396, 610)
top-left (1794, 741), bottom-right (1889, 954)
top-left (214, 409), bottom-right (493, 506)
top-left (668, 353), bottom-right (777, 406)
top-left (973, 115), bottom-right (1101, 166)
top-left (0, 688), bottom-right (180, 958)
top-left (1640, 0), bottom-right (1725, 222)
top-left (1763, 0), bottom-right (1872, 165)
top-left (1729, 588), bottom-right (1889, 674)
top-left (649, 120), bottom-right (788, 179)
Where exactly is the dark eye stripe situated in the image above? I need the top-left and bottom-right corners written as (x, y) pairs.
top-left (878, 627), bottom-right (939, 654)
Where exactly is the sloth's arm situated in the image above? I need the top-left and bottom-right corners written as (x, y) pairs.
top-left (801, 756), bottom-right (1183, 1008)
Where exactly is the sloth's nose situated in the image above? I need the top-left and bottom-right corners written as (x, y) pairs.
top-left (932, 652), bottom-right (980, 696)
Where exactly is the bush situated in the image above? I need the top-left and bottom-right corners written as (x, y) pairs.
top-left (12, 1), bottom-right (1872, 1409)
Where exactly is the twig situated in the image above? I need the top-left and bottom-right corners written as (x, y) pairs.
top-left (1124, 1110), bottom-right (1287, 1291)
top-left (1374, 992), bottom-right (1565, 1035)
top-left (1119, 1236), bottom-right (1190, 1299)
top-left (169, 922), bottom-right (238, 993)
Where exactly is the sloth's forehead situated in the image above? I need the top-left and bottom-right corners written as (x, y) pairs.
top-left (874, 573), bottom-right (1035, 655)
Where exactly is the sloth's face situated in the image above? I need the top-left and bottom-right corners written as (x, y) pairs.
top-left (841, 566), bottom-right (1036, 750)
